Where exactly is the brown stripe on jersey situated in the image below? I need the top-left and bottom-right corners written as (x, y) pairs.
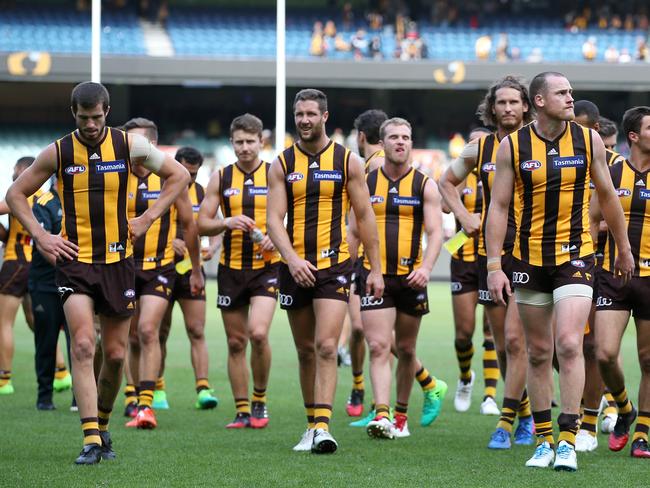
top-left (132, 176), bottom-right (149, 261)
top-left (514, 130), bottom-right (532, 262)
top-left (408, 172), bottom-right (426, 273)
top-left (605, 162), bottom-right (624, 272)
top-left (567, 124), bottom-right (589, 261)
top-left (58, 135), bottom-right (78, 247)
top-left (195, 183), bottom-right (205, 204)
top-left (87, 144), bottom-right (106, 263)
top-left (385, 175), bottom-right (401, 275)
top-left (154, 203), bottom-right (172, 264)
top-left (220, 166), bottom-right (233, 268)
top-left (283, 148), bottom-right (296, 250)
top-left (240, 167), bottom-right (256, 269)
top-left (478, 135), bottom-right (494, 255)
top-left (626, 165), bottom-right (647, 276)
top-left (111, 128), bottom-right (130, 259)
top-left (302, 147), bottom-right (322, 265)
top-left (328, 144), bottom-right (346, 267)
top-left (541, 138), bottom-right (562, 266)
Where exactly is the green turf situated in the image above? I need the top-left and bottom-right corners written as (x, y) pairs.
top-left (0, 282), bottom-right (646, 487)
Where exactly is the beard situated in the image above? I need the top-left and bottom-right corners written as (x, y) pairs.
top-left (298, 124), bottom-right (323, 143)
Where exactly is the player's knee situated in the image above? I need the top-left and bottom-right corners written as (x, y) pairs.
top-left (72, 336), bottom-right (95, 362)
top-left (186, 322), bottom-right (205, 342)
top-left (315, 339), bottom-right (337, 361)
top-left (227, 335), bottom-right (247, 355)
top-left (505, 333), bottom-right (524, 358)
top-left (295, 343), bottom-right (315, 364)
top-left (138, 323), bottom-right (159, 346)
top-left (395, 340), bottom-right (416, 362)
top-left (638, 352), bottom-right (650, 375)
top-left (102, 344), bottom-right (126, 367)
top-left (527, 344), bottom-right (552, 368)
top-left (249, 330), bottom-right (268, 349)
top-left (367, 338), bottom-right (390, 359)
top-left (555, 335), bottom-right (582, 361)
top-left (596, 346), bottom-right (617, 369)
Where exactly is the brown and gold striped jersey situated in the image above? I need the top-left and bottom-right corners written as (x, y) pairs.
top-left (451, 170), bottom-right (482, 262)
top-left (128, 172), bottom-right (177, 270)
top-left (219, 161), bottom-right (279, 270)
top-left (363, 166), bottom-right (428, 275)
top-left (476, 133), bottom-right (518, 256)
top-left (603, 159), bottom-right (650, 277)
top-left (3, 190), bottom-right (42, 262)
top-left (606, 148), bottom-right (624, 166)
top-left (56, 128), bottom-right (131, 264)
top-left (173, 182), bottom-right (204, 263)
top-left (510, 121), bottom-right (593, 266)
top-left (594, 149), bottom-right (625, 258)
top-left (364, 149), bottom-right (385, 173)
top-left (279, 141), bottom-right (350, 270)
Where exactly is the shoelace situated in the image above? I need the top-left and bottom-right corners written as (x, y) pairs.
top-left (533, 444), bottom-right (552, 459)
top-left (493, 430), bottom-right (508, 442)
top-left (556, 444), bottom-right (572, 459)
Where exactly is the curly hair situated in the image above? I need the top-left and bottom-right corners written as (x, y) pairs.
top-left (476, 75), bottom-right (533, 127)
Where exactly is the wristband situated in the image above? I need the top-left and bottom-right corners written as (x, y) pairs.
top-left (486, 257), bottom-right (501, 273)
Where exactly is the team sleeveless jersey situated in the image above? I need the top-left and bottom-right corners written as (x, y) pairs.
top-left (219, 161), bottom-right (279, 270)
top-left (603, 159), bottom-right (650, 277)
top-left (56, 128), bottom-right (132, 264)
top-left (510, 121), bottom-right (593, 266)
top-left (363, 166), bottom-right (428, 275)
top-left (128, 172), bottom-right (177, 270)
top-left (606, 148), bottom-right (624, 166)
top-left (451, 170), bottom-right (482, 262)
top-left (3, 190), bottom-right (42, 262)
top-left (476, 133), bottom-right (518, 256)
top-left (172, 181), bottom-right (204, 263)
top-left (364, 149), bottom-right (385, 173)
top-left (279, 141), bottom-right (350, 270)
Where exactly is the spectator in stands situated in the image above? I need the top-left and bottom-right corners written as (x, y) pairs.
top-left (475, 34), bottom-right (492, 60)
top-left (604, 45), bottom-right (620, 62)
top-left (639, 12), bottom-right (649, 30)
top-left (510, 46), bottom-right (522, 60)
top-left (496, 32), bottom-right (510, 62)
top-left (610, 14), bottom-right (622, 29)
top-left (624, 13), bottom-right (635, 31)
top-left (324, 20), bottom-right (337, 39)
top-left (527, 47), bottom-right (543, 62)
top-left (369, 36), bottom-right (383, 60)
top-left (342, 2), bottom-right (354, 30)
top-left (310, 21), bottom-right (326, 57)
top-left (350, 29), bottom-right (369, 60)
top-left (619, 48), bottom-right (632, 63)
top-left (582, 36), bottom-right (597, 61)
top-left (636, 36), bottom-right (649, 61)
top-left (367, 11), bottom-right (383, 31)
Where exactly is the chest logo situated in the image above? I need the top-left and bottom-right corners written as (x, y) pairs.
top-left (95, 160), bottom-right (126, 173)
top-left (312, 170), bottom-right (343, 182)
top-left (64, 164), bottom-right (86, 175)
top-left (223, 188), bottom-right (241, 197)
top-left (520, 160), bottom-right (542, 171)
top-left (552, 155), bottom-right (585, 169)
top-left (286, 172), bottom-right (304, 183)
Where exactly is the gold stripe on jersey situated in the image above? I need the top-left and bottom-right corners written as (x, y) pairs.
top-left (279, 142), bottom-right (350, 270)
top-left (219, 161), bottom-right (279, 270)
top-left (451, 170), bottom-right (482, 262)
top-left (603, 160), bottom-right (650, 277)
top-left (128, 173), bottom-right (177, 270)
top-left (364, 149), bottom-right (385, 173)
top-left (3, 190), bottom-right (42, 262)
top-left (363, 167), bottom-right (428, 275)
top-left (606, 148), bottom-right (624, 166)
top-left (511, 121), bottom-right (593, 266)
top-left (56, 128), bottom-right (131, 264)
top-left (174, 182), bottom-right (205, 263)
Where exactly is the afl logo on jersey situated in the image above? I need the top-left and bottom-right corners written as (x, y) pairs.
top-left (616, 188), bottom-right (631, 197)
top-left (64, 165), bottom-right (86, 175)
top-left (223, 188), bottom-right (240, 197)
top-left (520, 160), bottom-right (542, 171)
top-left (481, 162), bottom-right (495, 173)
top-left (370, 195), bottom-right (384, 204)
top-left (462, 188), bottom-right (473, 195)
top-left (286, 172), bottom-right (304, 183)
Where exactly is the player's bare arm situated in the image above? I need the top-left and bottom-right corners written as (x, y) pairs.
top-left (485, 137), bottom-right (515, 306)
top-left (347, 152), bottom-right (384, 299)
top-left (176, 189), bottom-right (205, 295)
top-left (407, 179), bottom-right (443, 289)
top-left (0, 200), bottom-right (9, 215)
top-left (439, 139), bottom-right (481, 236)
top-left (590, 129), bottom-right (634, 282)
top-left (6, 143), bottom-right (78, 260)
top-left (267, 158), bottom-right (317, 287)
top-left (588, 191), bottom-right (603, 246)
top-left (128, 132), bottom-right (191, 241)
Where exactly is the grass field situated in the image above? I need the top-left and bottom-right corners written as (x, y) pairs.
top-left (0, 281), bottom-right (647, 487)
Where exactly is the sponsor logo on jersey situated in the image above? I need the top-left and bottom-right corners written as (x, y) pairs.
top-left (124, 289), bottom-right (136, 299)
top-left (95, 160), bottom-right (126, 173)
top-left (108, 241), bottom-right (126, 253)
top-left (640, 189), bottom-right (650, 200)
top-left (223, 188), bottom-right (240, 197)
top-left (312, 170), bottom-right (343, 182)
top-left (482, 162), bottom-right (496, 172)
top-left (248, 186), bottom-right (268, 196)
top-left (520, 160), bottom-right (542, 171)
top-left (571, 260), bottom-right (585, 268)
top-left (392, 196), bottom-right (421, 206)
top-left (370, 195), bottom-right (384, 204)
top-left (64, 164), bottom-right (86, 175)
top-left (141, 191), bottom-right (160, 200)
top-left (616, 188), bottom-right (632, 197)
top-left (552, 155), bottom-right (585, 169)
top-left (286, 172), bottom-right (304, 183)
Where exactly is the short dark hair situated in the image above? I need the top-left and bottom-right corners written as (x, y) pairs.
top-left (622, 106), bottom-right (650, 146)
top-left (121, 117), bottom-right (158, 143)
top-left (574, 100), bottom-right (600, 127)
top-left (597, 116), bottom-right (618, 138)
top-left (175, 146), bottom-right (204, 167)
top-left (71, 81), bottom-right (110, 114)
top-left (528, 71), bottom-right (566, 108)
top-left (293, 89), bottom-right (328, 113)
top-left (229, 113), bottom-right (263, 138)
top-left (476, 75), bottom-right (533, 127)
top-left (353, 110), bottom-right (388, 145)
top-left (15, 156), bottom-right (35, 168)
top-left (379, 117), bottom-right (412, 140)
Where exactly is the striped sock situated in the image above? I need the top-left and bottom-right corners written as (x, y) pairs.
top-left (155, 376), bottom-right (166, 391)
top-left (0, 370), bottom-right (11, 387)
top-left (235, 398), bottom-right (251, 415)
top-left (54, 366), bottom-right (68, 380)
top-left (97, 404), bottom-right (112, 432)
top-left (533, 409), bottom-right (555, 447)
top-left (81, 417), bottom-right (101, 446)
top-left (455, 341), bottom-right (474, 384)
top-left (497, 397), bottom-right (519, 433)
top-left (415, 367), bottom-right (436, 391)
top-left (612, 387), bottom-right (633, 415)
top-left (633, 411), bottom-right (650, 442)
top-left (352, 371), bottom-right (364, 392)
top-left (375, 403), bottom-right (390, 419)
top-left (314, 404), bottom-right (332, 431)
top-left (305, 403), bottom-right (315, 429)
top-left (124, 384), bottom-right (137, 407)
top-left (603, 390), bottom-right (617, 416)
top-left (558, 412), bottom-right (580, 447)
top-left (395, 401), bottom-right (408, 419)
top-left (195, 378), bottom-right (210, 393)
top-left (138, 381), bottom-right (155, 409)
top-left (581, 408), bottom-right (599, 437)
top-left (517, 390), bottom-right (532, 419)
top-left (252, 387), bottom-right (267, 404)
top-left (482, 339), bottom-right (499, 400)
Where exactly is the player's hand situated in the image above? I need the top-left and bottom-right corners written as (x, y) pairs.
top-left (35, 241), bottom-right (58, 265)
top-left (406, 266), bottom-right (430, 289)
top-left (201, 245), bottom-right (216, 261)
top-left (487, 269), bottom-right (511, 307)
top-left (172, 238), bottom-right (187, 257)
top-left (614, 249), bottom-right (634, 285)
top-left (34, 232), bottom-right (78, 261)
top-left (365, 269), bottom-right (384, 299)
top-left (287, 256), bottom-right (317, 287)
top-left (459, 212), bottom-right (481, 237)
top-left (128, 214), bottom-right (153, 243)
top-left (225, 215), bottom-right (256, 232)
top-left (189, 268), bottom-right (205, 296)
top-left (259, 235), bottom-right (275, 252)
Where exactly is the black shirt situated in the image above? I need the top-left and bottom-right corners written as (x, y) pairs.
top-left (28, 190), bottom-right (61, 294)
